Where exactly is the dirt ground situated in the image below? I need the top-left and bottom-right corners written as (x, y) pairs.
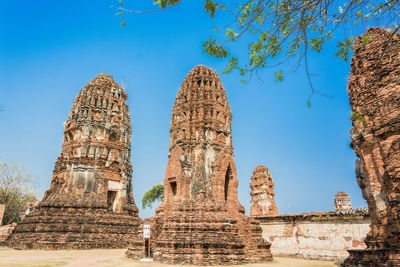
top-left (0, 247), bottom-right (339, 267)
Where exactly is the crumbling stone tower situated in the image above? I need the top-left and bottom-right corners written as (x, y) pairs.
top-left (250, 165), bottom-right (278, 216)
top-left (126, 65), bottom-right (272, 265)
top-left (343, 28), bottom-right (400, 266)
top-left (6, 73), bottom-right (141, 250)
top-left (334, 192), bottom-right (352, 212)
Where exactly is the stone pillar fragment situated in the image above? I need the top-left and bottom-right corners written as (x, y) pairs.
top-left (343, 27), bottom-right (400, 266)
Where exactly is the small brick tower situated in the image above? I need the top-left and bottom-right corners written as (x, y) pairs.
top-left (250, 165), bottom-right (278, 217)
top-left (334, 192), bottom-right (352, 211)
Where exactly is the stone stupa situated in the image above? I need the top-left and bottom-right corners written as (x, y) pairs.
top-left (126, 65), bottom-right (272, 265)
top-left (7, 73), bottom-right (142, 252)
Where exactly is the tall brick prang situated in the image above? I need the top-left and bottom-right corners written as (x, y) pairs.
top-left (250, 165), bottom-right (278, 217)
top-left (343, 27), bottom-right (400, 266)
top-left (126, 65), bottom-right (272, 265)
top-left (6, 73), bottom-right (142, 250)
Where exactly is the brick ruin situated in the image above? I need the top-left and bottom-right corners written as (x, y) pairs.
top-left (334, 191), bottom-right (352, 211)
top-left (256, 208), bottom-right (370, 261)
top-left (250, 165), bottom-right (278, 216)
top-left (126, 65), bottom-right (272, 265)
top-left (343, 27), bottom-right (400, 266)
top-left (6, 73), bottom-right (142, 250)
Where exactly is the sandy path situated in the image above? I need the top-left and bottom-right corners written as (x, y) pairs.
top-left (0, 247), bottom-right (338, 267)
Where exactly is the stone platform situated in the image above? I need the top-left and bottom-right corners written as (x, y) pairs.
top-left (6, 205), bottom-right (141, 249)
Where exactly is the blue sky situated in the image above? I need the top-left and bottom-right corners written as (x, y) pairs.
top-left (0, 1), bottom-right (367, 218)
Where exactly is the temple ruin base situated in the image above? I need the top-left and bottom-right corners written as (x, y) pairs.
top-left (6, 205), bottom-right (141, 249)
top-left (343, 249), bottom-right (400, 267)
top-left (127, 200), bottom-right (272, 265)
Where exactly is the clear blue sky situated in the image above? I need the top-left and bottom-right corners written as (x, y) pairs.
top-left (0, 1), bottom-right (366, 218)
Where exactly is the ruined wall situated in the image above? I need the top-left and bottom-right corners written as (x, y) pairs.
top-left (256, 211), bottom-right (370, 261)
top-left (126, 65), bottom-right (272, 265)
top-left (0, 224), bottom-right (16, 244)
top-left (343, 27), bottom-right (400, 266)
top-left (6, 73), bottom-right (141, 250)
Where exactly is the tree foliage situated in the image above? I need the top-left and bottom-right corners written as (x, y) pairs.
top-left (0, 162), bottom-right (37, 225)
top-left (142, 184), bottom-right (164, 209)
top-left (116, 0), bottom-right (399, 103)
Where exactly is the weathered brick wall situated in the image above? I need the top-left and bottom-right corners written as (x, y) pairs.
top-left (255, 211), bottom-right (370, 261)
top-left (0, 224), bottom-right (16, 244)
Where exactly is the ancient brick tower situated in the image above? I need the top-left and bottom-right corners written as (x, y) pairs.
top-left (343, 28), bottom-right (400, 266)
top-left (126, 65), bottom-right (272, 265)
top-left (334, 192), bottom-right (352, 211)
top-left (250, 165), bottom-right (278, 216)
top-left (6, 73), bottom-right (142, 251)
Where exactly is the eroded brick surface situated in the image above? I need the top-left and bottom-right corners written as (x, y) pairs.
top-left (6, 73), bottom-right (141, 250)
top-left (343, 27), bottom-right (400, 266)
top-left (126, 65), bottom-right (272, 265)
top-left (250, 165), bottom-right (278, 216)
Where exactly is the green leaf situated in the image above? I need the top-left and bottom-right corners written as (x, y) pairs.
top-left (307, 100), bottom-right (311, 108)
top-left (310, 37), bottom-right (325, 53)
top-left (360, 33), bottom-right (371, 49)
top-left (274, 70), bottom-right (283, 82)
top-left (202, 37), bottom-right (230, 58)
top-left (204, 0), bottom-right (218, 18)
top-left (349, 111), bottom-right (367, 126)
top-left (335, 37), bottom-right (355, 62)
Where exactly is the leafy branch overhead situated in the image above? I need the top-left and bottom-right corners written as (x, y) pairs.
top-left (142, 184), bottom-right (164, 209)
top-left (116, 0), bottom-right (400, 103)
